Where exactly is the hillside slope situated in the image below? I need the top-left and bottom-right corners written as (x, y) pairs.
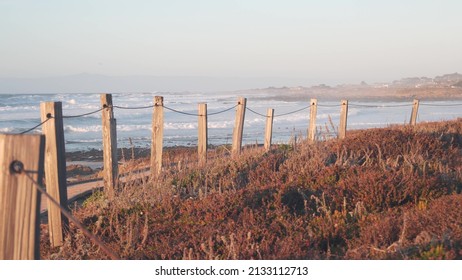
top-left (41, 120), bottom-right (462, 259)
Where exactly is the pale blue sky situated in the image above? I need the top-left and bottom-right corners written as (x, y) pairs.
top-left (1, 0), bottom-right (461, 86)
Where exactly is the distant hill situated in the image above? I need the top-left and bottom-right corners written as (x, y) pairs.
top-left (391, 73), bottom-right (462, 88)
top-left (1, 72), bottom-right (461, 95)
top-left (435, 73), bottom-right (462, 84)
top-left (453, 81), bottom-right (462, 88)
top-left (236, 72), bottom-right (462, 102)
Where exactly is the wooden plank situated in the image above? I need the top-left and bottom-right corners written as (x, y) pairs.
top-left (0, 134), bottom-right (45, 259)
top-left (198, 103), bottom-right (208, 165)
top-left (232, 97), bottom-right (247, 155)
top-left (308, 98), bottom-right (318, 142)
top-left (40, 167), bottom-right (151, 214)
top-left (40, 102), bottom-right (68, 247)
top-left (264, 108), bottom-right (274, 151)
top-left (151, 96), bottom-right (164, 176)
top-left (339, 99), bottom-right (349, 139)
top-left (100, 94), bottom-right (118, 199)
top-left (410, 99), bottom-right (420, 126)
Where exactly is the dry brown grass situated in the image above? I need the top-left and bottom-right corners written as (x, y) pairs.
top-left (40, 119), bottom-right (462, 259)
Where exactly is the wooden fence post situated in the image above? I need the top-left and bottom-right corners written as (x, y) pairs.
top-left (100, 94), bottom-right (118, 198)
top-left (232, 97), bottom-right (247, 155)
top-left (40, 102), bottom-right (69, 247)
top-left (339, 99), bottom-right (349, 139)
top-left (264, 108), bottom-right (274, 151)
top-left (308, 98), bottom-right (318, 142)
top-left (0, 134), bottom-right (45, 259)
top-left (410, 99), bottom-right (420, 126)
top-left (151, 96), bottom-right (164, 176)
top-left (198, 103), bottom-right (208, 165)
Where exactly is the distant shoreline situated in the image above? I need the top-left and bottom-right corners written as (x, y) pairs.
top-left (241, 87), bottom-right (462, 103)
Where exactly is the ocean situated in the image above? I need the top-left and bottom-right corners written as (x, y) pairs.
top-left (0, 92), bottom-right (461, 152)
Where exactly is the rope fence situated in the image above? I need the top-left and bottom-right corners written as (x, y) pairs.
top-left (246, 107), bottom-right (268, 118)
top-left (348, 103), bottom-right (413, 108)
top-left (23, 170), bottom-right (119, 260)
top-left (17, 117), bottom-right (53, 135)
top-left (13, 98), bottom-right (462, 137)
top-left (2, 94), bottom-right (462, 260)
top-left (62, 107), bottom-right (106, 118)
top-left (247, 105), bottom-right (312, 118)
top-left (112, 104), bottom-right (154, 110)
top-left (162, 104), bottom-right (238, 116)
top-left (420, 102), bottom-right (462, 107)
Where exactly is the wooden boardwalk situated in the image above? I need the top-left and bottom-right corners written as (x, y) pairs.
top-left (40, 179), bottom-right (102, 213)
top-left (40, 168), bottom-right (150, 213)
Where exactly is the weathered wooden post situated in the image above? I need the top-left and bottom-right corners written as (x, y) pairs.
top-left (410, 99), bottom-right (420, 126)
top-left (0, 134), bottom-right (45, 259)
top-left (40, 102), bottom-right (68, 247)
top-left (151, 96), bottom-right (164, 176)
top-left (264, 108), bottom-right (274, 151)
top-left (339, 99), bottom-right (348, 139)
top-left (100, 94), bottom-right (118, 198)
top-left (308, 98), bottom-right (318, 142)
top-left (232, 97), bottom-right (247, 155)
top-left (198, 103), bottom-right (208, 165)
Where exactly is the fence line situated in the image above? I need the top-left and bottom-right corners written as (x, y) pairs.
top-left (420, 102), bottom-right (462, 107)
top-left (0, 134), bottom-right (44, 260)
top-left (40, 102), bottom-right (68, 247)
top-left (264, 108), bottom-right (274, 151)
top-left (62, 107), bottom-right (106, 118)
top-left (23, 170), bottom-right (119, 260)
top-left (101, 94), bottom-right (118, 199)
top-left (410, 99), bottom-right (420, 126)
top-left (17, 117), bottom-right (52, 135)
top-left (348, 103), bottom-right (412, 108)
top-left (232, 97), bottom-right (247, 155)
top-left (18, 98), bottom-right (461, 136)
top-left (308, 99), bottom-right (318, 142)
top-left (198, 103), bottom-right (208, 164)
top-left (3, 95), bottom-right (462, 259)
top-left (247, 107), bottom-right (268, 118)
top-left (151, 96), bottom-right (164, 176)
top-left (339, 100), bottom-right (349, 139)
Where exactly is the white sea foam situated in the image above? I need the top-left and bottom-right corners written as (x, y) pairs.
top-left (0, 127), bottom-right (13, 133)
top-left (117, 124), bottom-right (151, 132)
top-left (0, 105), bottom-right (39, 112)
top-left (165, 122), bottom-right (197, 130)
top-left (64, 125), bottom-right (102, 133)
top-left (209, 120), bottom-right (233, 129)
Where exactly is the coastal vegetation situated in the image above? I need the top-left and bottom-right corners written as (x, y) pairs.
top-left (40, 119), bottom-right (462, 259)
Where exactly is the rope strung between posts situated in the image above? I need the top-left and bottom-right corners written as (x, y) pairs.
top-left (247, 105), bottom-right (311, 118)
top-left (208, 104), bottom-right (238, 116)
top-left (62, 107), bottom-right (105, 118)
top-left (112, 104), bottom-right (155, 110)
top-left (247, 107), bottom-right (268, 118)
top-left (62, 103), bottom-right (155, 119)
top-left (274, 105), bottom-right (311, 117)
top-left (348, 103), bottom-right (413, 108)
top-left (161, 105), bottom-right (203, 116)
top-left (10, 99), bottom-right (462, 136)
top-left (162, 104), bottom-right (238, 117)
top-left (20, 169), bottom-right (120, 260)
top-left (420, 102), bottom-right (462, 107)
top-left (17, 116), bottom-right (53, 135)
top-left (317, 104), bottom-right (342, 107)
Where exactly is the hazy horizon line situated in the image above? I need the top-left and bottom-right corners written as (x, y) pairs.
top-left (0, 71), bottom-right (459, 94)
